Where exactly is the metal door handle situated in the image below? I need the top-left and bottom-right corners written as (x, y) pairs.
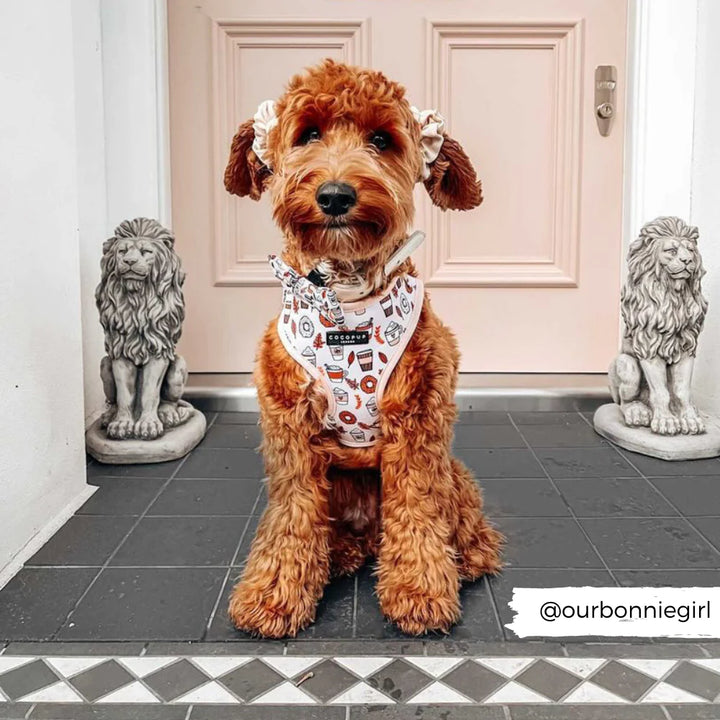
top-left (595, 65), bottom-right (617, 137)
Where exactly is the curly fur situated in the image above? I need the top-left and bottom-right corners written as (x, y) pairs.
top-left (622, 216), bottom-right (707, 363)
top-left (96, 218), bottom-right (185, 366)
top-left (224, 60), bottom-right (501, 638)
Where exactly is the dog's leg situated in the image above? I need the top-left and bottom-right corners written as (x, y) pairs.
top-left (228, 328), bottom-right (332, 638)
top-left (450, 458), bottom-right (503, 580)
top-left (328, 468), bottom-right (379, 577)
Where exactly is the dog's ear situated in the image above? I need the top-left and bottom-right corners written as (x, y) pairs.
top-left (423, 134), bottom-right (482, 211)
top-left (224, 119), bottom-right (271, 201)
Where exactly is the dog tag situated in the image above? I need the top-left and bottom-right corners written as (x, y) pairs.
top-left (326, 331), bottom-right (369, 346)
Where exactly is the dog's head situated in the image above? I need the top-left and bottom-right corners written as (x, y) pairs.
top-left (225, 59), bottom-right (482, 271)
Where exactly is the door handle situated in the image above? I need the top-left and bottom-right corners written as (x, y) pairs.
top-left (595, 65), bottom-right (617, 137)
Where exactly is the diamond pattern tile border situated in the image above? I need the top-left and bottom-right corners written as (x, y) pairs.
top-left (0, 654), bottom-right (718, 707)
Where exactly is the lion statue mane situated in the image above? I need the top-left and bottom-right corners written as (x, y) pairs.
top-left (96, 218), bottom-right (190, 441)
top-left (609, 216), bottom-right (708, 435)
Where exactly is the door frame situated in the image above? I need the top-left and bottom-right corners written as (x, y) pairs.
top-left (102, 0), bottom-right (699, 340)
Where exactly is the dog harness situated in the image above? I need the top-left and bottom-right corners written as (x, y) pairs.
top-left (270, 256), bottom-right (424, 447)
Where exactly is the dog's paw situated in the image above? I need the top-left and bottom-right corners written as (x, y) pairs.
top-left (379, 585), bottom-right (461, 635)
top-left (678, 408), bottom-right (705, 435)
top-left (456, 525), bottom-right (504, 581)
top-left (106, 413), bottom-right (134, 440)
top-left (134, 414), bottom-right (164, 440)
top-left (228, 581), bottom-right (316, 639)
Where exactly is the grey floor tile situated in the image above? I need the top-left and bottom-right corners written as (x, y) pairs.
top-left (353, 710), bottom-right (505, 720)
top-left (193, 709), bottom-right (345, 720)
top-left (518, 422), bottom-right (607, 448)
top-left (453, 424), bottom-right (525, 448)
top-left (481, 478), bottom-right (570, 517)
top-left (110, 516), bottom-right (247, 567)
top-left (79, 477), bottom-right (165, 515)
top-left (665, 707), bottom-right (720, 720)
top-left (536, 448), bottom-right (639, 478)
top-left (615, 569), bottom-right (720, 586)
top-left (664, 660), bottom-right (720, 701)
top-left (651, 477), bottom-right (720, 516)
top-left (515, 658), bottom-right (582, 700)
top-left (298, 658), bottom-right (358, 702)
top-left (87, 458), bottom-right (182, 479)
top-left (143, 658), bottom-right (211, 701)
top-left (30, 706), bottom-right (188, 720)
top-left (689, 517), bottom-right (720, 552)
top-left (0, 567), bottom-right (97, 641)
top-left (234, 515), bottom-right (260, 566)
top-left (489, 568), bottom-right (615, 632)
top-left (588, 659), bottom-right (655, 701)
top-left (555, 477), bottom-right (678, 517)
top-left (0, 659), bottom-right (59, 700)
top-left (450, 582), bottom-right (505, 641)
top-left (510, 708), bottom-right (666, 720)
top-left (622, 450), bottom-right (720, 477)
top-left (215, 412), bottom-right (260, 425)
top-left (0, 705), bottom-right (31, 719)
top-left (294, 574), bottom-right (355, 639)
top-left (148, 477), bottom-right (261, 516)
top-left (26, 516), bottom-right (135, 566)
top-left (499, 518), bottom-right (604, 568)
top-left (441, 659), bottom-right (505, 701)
top-left (511, 412), bottom-right (587, 425)
top-left (5, 641), bottom-right (146, 656)
top-left (580, 518), bottom-right (720, 569)
top-left (457, 411), bottom-right (512, 425)
top-left (217, 658), bottom-right (283, 701)
top-left (198, 423), bottom-right (262, 449)
top-left (178, 448), bottom-right (264, 479)
top-left (56, 567), bottom-right (225, 640)
top-left (68, 658), bottom-right (134, 701)
top-left (455, 448), bottom-right (545, 478)
top-left (367, 658), bottom-right (432, 701)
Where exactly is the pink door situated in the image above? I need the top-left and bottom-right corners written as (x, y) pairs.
top-left (168, 0), bottom-right (627, 372)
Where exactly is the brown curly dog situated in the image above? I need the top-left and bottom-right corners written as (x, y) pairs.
top-left (224, 59), bottom-right (502, 637)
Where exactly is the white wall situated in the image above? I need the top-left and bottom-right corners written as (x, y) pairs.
top-left (0, 1), bottom-right (94, 583)
top-left (690, 0), bottom-right (720, 413)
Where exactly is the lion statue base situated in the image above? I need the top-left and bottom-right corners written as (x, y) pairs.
top-left (594, 216), bottom-right (720, 460)
top-left (86, 217), bottom-right (207, 465)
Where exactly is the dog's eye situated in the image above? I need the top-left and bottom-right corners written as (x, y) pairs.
top-left (297, 127), bottom-right (321, 145)
top-left (369, 131), bottom-right (391, 151)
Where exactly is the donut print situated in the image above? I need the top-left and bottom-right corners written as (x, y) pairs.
top-left (299, 315), bottom-right (314, 337)
top-left (339, 410), bottom-right (357, 425)
top-left (360, 374), bottom-right (377, 394)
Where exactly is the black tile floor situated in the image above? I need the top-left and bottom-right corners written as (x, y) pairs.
top-left (2, 410), bottom-right (720, 716)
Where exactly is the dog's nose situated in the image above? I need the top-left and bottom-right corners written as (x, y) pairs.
top-left (316, 182), bottom-right (357, 216)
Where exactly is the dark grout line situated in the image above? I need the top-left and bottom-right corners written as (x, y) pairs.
top-left (201, 481), bottom-right (266, 640)
top-left (50, 453), bottom-right (193, 641)
top-left (483, 575), bottom-right (506, 640)
top-left (508, 415), bottom-right (621, 588)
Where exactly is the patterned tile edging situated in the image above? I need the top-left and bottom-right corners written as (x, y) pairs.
top-left (0, 655), bottom-right (719, 705)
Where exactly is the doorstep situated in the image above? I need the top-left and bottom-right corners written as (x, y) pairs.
top-left (185, 373), bottom-right (611, 412)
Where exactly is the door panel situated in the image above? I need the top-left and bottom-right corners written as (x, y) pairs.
top-left (168, 0), bottom-right (627, 372)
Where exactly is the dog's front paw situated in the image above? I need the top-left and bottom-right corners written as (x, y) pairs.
top-left (651, 410), bottom-right (680, 435)
top-left (228, 580), bottom-right (317, 638)
top-left (106, 412), bottom-right (134, 439)
top-left (379, 584), bottom-right (461, 636)
top-left (134, 413), bottom-right (165, 440)
top-left (622, 401), bottom-right (652, 427)
top-left (678, 407), bottom-right (705, 435)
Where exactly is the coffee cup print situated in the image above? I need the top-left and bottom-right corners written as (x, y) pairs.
top-left (380, 294), bottom-right (393, 316)
top-left (301, 346), bottom-right (316, 367)
top-left (357, 349), bottom-right (373, 371)
top-left (354, 307), bottom-right (367, 316)
top-left (350, 428), bottom-right (366, 443)
top-left (326, 365), bottom-right (347, 383)
top-left (366, 397), bottom-right (378, 416)
top-left (330, 344), bottom-right (344, 361)
top-left (356, 318), bottom-right (373, 333)
top-left (385, 321), bottom-right (403, 346)
top-left (400, 293), bottom-right (411, 314)
top-left (333, 387), bottom-right (348, 405)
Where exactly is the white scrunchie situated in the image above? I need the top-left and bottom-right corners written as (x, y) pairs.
top-left (250, 99), bottom-right (445, 180)
top-left (252, 99), bottom-right (278, 169)
top-left (410, 106), bottom-right (445, 181)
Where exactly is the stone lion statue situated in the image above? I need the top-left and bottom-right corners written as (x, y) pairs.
top-left (609, 216), bottom-right (708, 435)
top-left (96, 218), bottom-right (190, 440)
